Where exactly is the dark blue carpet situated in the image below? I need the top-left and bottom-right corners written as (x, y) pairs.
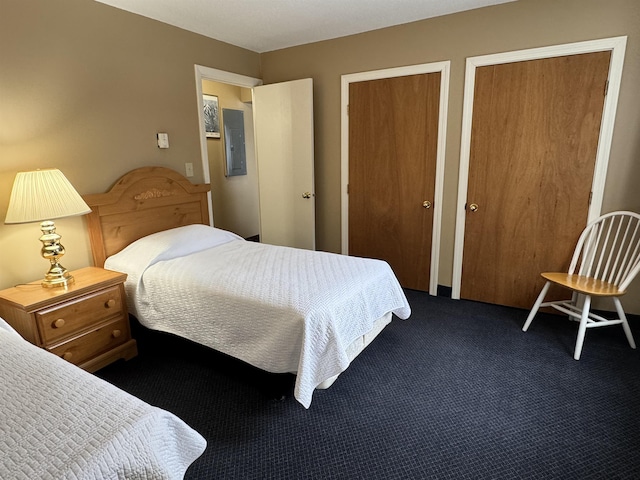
top-left (97, 290), bottom-right (640, 479)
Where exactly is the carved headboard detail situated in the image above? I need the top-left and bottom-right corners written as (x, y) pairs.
top-left (83, 166), bottom-right (210, 267)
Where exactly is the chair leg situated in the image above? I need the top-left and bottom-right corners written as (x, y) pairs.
top-left (568, 292), bottom-right (581, 322)
top-left (613, 297), bottom-right (637, 350)
top-left (523, 281), bottom-right (551, 332)
top-left (574, 295), bottom-right (591, 360)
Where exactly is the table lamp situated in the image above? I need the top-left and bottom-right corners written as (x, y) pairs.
top-left (5, 169), bottom-right (92, 288)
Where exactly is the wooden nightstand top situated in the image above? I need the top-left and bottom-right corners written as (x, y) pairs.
top-left (0, 267), bottom-right (127, 312)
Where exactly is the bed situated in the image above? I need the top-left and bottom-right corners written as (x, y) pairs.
top-left (83, 166), bottom-right (411, 408)
top-left (0, 317), bottom-right (206, 479)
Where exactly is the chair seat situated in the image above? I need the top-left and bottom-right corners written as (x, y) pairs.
top-left (541, 272), bottom-right (625, 297)
top-left (524, 211), bottom-right (639, 360)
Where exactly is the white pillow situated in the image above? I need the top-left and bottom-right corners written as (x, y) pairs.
top-left (106, 224), bottom-right (243, 273)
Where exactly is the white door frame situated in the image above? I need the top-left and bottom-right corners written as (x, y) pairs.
top-left (451, 36), bottom-right (627, 299)
top-left (340, 61), bottom-right (451, 296)
top-left (194, 65), bottom-right (262, 226)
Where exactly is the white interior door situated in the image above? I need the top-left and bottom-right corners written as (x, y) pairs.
top-left (253, 78), bottom-right (315, 250)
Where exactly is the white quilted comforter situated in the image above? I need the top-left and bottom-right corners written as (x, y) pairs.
top-left (0, 319), bottom-right (206, 479)
top-left (105, 225), bottom-right (411, 408)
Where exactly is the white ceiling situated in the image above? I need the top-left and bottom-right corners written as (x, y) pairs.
top-left (95, 0), bottom-right (516, 53)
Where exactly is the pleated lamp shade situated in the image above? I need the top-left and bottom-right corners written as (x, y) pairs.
top-left (5, 169), bottom-right (91, 224)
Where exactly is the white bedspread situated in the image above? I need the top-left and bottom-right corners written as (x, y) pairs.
top-left (106, 225), bottom-right (411, 408)
top-left (0, 326), bottom-right (206, 479)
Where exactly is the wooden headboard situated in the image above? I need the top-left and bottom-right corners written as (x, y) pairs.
top-left (83, 166), bottom-right (210, 267)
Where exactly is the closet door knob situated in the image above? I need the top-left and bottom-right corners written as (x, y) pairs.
top-left (469, 203), bottom-right (479, 212)
top-left (422, 200), bottom-right (432, 209)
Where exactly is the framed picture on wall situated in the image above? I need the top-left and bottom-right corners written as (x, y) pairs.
top-left (203, 94), bottom-right (220, 138)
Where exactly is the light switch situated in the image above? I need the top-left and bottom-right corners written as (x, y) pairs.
top-left (185, 162), bottom-right (194, 177)
top-left (157, 133), bottom-right (169, 149)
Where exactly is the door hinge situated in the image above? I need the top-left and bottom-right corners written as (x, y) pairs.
top-left (604, 80), bottom-right (609, 97)
top-left (346, 104), bottom-right (349, 115)
top-left (588, 191), bottom-right (593, 205)
top-left (347, 183), bottom-right (349, 194)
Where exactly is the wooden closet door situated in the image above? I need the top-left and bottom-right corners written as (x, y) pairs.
top-left (349, 73), bottom-right (440, 291)
top-left (461, 52), bottom-right (611, 308)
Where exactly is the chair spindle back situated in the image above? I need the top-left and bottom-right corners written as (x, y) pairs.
top-left (569, 211), bottom-right (640, 292)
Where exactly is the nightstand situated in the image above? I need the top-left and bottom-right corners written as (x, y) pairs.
top-left (0, 266), bottom-right (137, 372)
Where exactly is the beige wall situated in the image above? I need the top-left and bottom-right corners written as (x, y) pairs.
top-left (202, 80), bottom-right (259, 238)
top-left (0, 0), bottom-right (260, 288)
top-left (260, 0), bottom-right (640, 313)
top-left (2, 0), bottom-right (638, 313)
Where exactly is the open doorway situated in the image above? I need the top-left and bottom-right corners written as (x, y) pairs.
top-left (194, 65), bottom-right (262, 240)
top-left (195, 66), bottom-right (316, 251)
top-left (202, 80), bottom-right (259, 240)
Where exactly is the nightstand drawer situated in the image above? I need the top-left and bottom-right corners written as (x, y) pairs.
top-left (48, 317), bottom-right (129, 366)
top-left (36, 286), bottom-right (124, 343)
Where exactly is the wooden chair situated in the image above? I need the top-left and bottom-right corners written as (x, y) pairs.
top-left (523, 211), bottom-right (640, 360)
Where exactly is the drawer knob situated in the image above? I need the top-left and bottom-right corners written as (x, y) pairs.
top-left (62, 351), bottom-right (73, 361)
top-left (105, 299), bottom-right (116, 309)
top-left (112, 329), bottom-right (122, 338)
top-left (53, 318), bottom-right (66, 328)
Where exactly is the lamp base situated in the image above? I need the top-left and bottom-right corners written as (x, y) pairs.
top-left (42, 267), bottom-right (74, 288)
top-left (39, 221), bottom-right (74, 288)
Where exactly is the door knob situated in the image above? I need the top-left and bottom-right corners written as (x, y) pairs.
top-left (469, 203), bottom-right (479, 212)
top-left (302, 192), bottom-right (312, 199)
top-left (422, 200), bottom-right (432, 209)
